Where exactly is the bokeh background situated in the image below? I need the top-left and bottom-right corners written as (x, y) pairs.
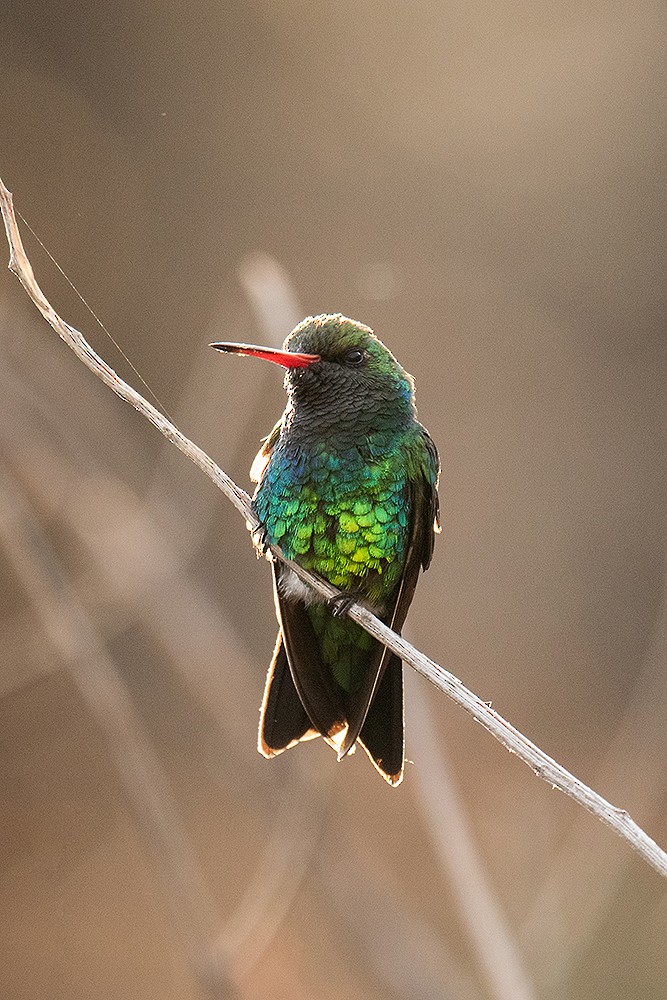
top-left (1, 2), bottom-right (666, 998)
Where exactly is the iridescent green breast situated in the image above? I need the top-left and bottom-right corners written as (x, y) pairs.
top-left (254, 437), bottom-right (411, 602)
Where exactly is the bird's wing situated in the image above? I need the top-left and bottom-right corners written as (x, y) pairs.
top-left (258, 632), bottom-right (321, 757)
top-left (271, 562), bottom-right (347, 743)
top-left (414, 424), bottom-right (441, 571)
top-left (357, 654), bottom-right (404, 784)
top-left (250, 419), bottom-right (282, 483)
top-left (385, 425), bottom-right (440, 633)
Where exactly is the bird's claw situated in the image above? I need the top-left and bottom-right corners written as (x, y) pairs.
top-left (328, 591), bottom-right (361, 618)
top-left (251, 523), bottom-right (269, 557)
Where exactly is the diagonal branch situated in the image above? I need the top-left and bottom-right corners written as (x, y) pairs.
top-left (2, 176), bottom-right (666, 881)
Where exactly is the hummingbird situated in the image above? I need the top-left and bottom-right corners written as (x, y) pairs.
top-left (211, 313), bottom-right (439, 785)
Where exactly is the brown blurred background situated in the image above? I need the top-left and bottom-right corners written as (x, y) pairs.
top-left (1, 2), bottom-right (666, 998)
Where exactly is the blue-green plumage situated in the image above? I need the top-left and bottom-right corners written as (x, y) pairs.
top-left (211, 314), bottom-right (439, 785)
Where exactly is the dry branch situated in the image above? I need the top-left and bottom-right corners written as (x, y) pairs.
top-left (2, 177), bottom-right (666, 881)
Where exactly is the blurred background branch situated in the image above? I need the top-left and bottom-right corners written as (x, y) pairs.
top-left (0, 472), bottom-right (242, 1000)
top-left (409, 671), bottom-right (537, 1000)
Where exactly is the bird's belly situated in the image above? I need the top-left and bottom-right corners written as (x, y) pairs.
top-left (278, 566), bottom-right (322, 605)
top-left (277, 565), bottom-right (386, 617)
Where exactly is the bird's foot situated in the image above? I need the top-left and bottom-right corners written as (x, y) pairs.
top-left (251, 522), bottom-right (269, 557)
top-left (328, 590), bottom-right (362, 618)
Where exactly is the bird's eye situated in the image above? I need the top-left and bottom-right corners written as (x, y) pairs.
top-left (344, 349), bottom-right (365, 366)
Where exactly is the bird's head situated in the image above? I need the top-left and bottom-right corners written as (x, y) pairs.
top-left (211, 313), bottom-right (415, 436)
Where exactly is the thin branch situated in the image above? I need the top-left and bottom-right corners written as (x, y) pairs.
top-left (2, 176), bottom-right (666, 881)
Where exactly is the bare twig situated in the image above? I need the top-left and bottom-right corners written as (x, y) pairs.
top-left (2, 176), bottom-right (666, 881)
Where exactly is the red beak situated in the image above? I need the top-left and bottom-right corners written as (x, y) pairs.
top-left (210, 342), bottom-right (320, 369)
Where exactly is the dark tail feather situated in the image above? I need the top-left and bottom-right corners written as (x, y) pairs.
top-left (259, 634), bottom-right (317, 757)
top-left (357, 654), bottom-right (404, 785)
top-left (272, 565), bottom-right (346, 741)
